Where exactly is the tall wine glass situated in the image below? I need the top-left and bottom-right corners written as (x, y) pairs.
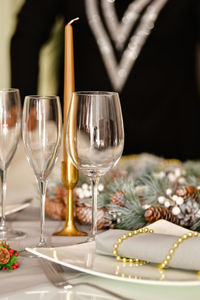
top-left (22, 96), bottom-right (62, 247)
top-left (66, 91), bottom-right (124, 240)
top-left (0, 88), bottom-right (25, 240)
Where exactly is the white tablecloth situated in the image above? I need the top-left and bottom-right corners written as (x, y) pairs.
top-left (1, 141), bottom-right (200, 300)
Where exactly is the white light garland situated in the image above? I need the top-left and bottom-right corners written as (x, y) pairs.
top-left (101, 0), bottom-right (152, 50)
top-left (85, 0), bottom-right (168, 91)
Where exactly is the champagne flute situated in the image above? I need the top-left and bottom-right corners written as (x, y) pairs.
top-left (66, 91), bottom-right (124, 240)
top-left (0, 88), bottom-right (25, 240)
top-left (22, 96), bottom-right (62, 247)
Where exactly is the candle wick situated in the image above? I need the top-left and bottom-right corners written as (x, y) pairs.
top-left (68, 17), bottom-right (79, 25)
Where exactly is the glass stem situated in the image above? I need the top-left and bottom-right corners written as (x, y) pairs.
top-left (38, 179), bottom-right (47, 247)
top-left (90, 176), bottom-right (100, 239)
top-left (0, 169), bottom-right (7, 231)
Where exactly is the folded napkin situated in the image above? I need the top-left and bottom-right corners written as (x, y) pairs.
top-left (96, 220), bottom-right (200, 271)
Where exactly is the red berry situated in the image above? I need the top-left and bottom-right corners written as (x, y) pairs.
top-left (12, 266), bottom-right (16, 269)
top-left (2, 267), bottom-right (6, 270)
top-left (15, 252), bottom-right (19, 256)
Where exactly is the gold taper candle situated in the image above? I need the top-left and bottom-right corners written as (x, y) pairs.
top-left (63, 18), bottom-right (78, 162)
top-left (54, 18), bottom-right (87, 236)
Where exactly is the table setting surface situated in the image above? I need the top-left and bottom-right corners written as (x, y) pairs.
top-left (0, 141), bottom-right (200, 300)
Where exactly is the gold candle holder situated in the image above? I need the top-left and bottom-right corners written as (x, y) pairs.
top-left (53, 160), bottom-right (87, 236)
top-left (53, 18), bottom-right (87, 236)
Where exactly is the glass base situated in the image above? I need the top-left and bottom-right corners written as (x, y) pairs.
top-left (20, 238), bottom-right (48, 258)
top-left (20, 250), bottom-right (36, 258)
top-left (37, 240), bottom-right (47, 248)
top-left (87, 235), bottom-right (95, 242)
top-left (0, 229), bottom-right (26, 241)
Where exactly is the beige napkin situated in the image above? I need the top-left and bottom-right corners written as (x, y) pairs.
top-left (96, 220), bottom-right (200, 271)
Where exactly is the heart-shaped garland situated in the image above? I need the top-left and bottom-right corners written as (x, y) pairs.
top-left (85, 0), bottom-right (168, 91)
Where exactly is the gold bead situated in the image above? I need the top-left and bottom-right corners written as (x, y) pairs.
top-left (158, 230), bottom-right (200, 271)
top-left (112, 226), bottom-right (154, 265)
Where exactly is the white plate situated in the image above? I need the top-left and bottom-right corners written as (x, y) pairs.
top-left (0, 199), bottom-right (31, 216)
top-left (26, 241), bottom-right (200, 286)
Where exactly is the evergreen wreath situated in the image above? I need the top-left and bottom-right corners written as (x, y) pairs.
top-left (46, 154), bottom-right (200, 232)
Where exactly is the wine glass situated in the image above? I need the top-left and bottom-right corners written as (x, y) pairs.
top-left (66, 91), bottom-right (124, 240)
top-left (22, 95), bottom-right (62, 247)
top-left (0, 88), bottom-right (26, 240)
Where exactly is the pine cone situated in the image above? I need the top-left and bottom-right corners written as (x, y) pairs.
top-left (45, 198), bottom-right (66, 220)
top-left (110, 191), bottom-right (126, 207)
top-left (0, 241), bottom-right (9, 249)
top-left (145, 206), bottom-right (180, 225)
top-left (176, 186), bottom-right (200, 203)
top-left (6, 106), bottom-right (18, 129)
top-left (54, 185), bottom-right (67, 203)
top-left (178, 198), bottom-right (200, 227)
top-left (75, 206), bottom-right (111, 229)
top-left (0, 247), bottom-right (10, 264)
top-left (27, 107), bottom-right (37, 131)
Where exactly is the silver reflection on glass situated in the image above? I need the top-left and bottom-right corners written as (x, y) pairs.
top-left (22, 96), bottom-right (62, 247)
top-left (66, 91), bottom-right (124, 240)
top-left (0, 88), bottom-right (25, 240)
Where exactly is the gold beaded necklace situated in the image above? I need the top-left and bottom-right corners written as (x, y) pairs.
top-left (112, 227), bottom-right (200, 269)
top-left (159, 231), bottom-right (200, 269)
